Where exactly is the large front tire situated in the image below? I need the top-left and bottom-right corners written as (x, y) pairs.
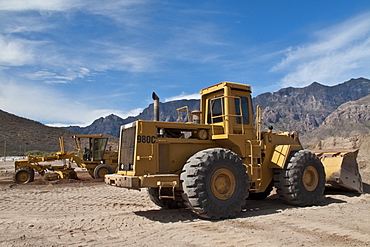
top-left (181, 148), bottom-right (249, 219)
top-left (274, 150), bottom-right (325, 206)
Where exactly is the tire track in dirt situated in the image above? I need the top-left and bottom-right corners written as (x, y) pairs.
top-left (1, 175), bottom-right (369, 247)
top-left (222, 197), bottom-right (370, 247)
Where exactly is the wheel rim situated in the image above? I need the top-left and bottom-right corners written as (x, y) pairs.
top-left (210, 168), bottom-right (236, 200)
top-left (302, 166), bottom-right (319, 191)
top-left (98, 168), bottom-right (108, 178)
top-left (16, 171), bottom-right (29, 183)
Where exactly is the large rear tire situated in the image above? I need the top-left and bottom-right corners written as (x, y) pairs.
top-left (14, 168), bottom-right (35, 184)
top-left (274, 150), bottom-right (325, 206)
top-left (181, 148), bottom-right (249, 219)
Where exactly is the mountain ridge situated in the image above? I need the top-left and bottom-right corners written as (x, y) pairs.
top-left (63, 77), bottom-right (370, 145)
top-left (1, 77), bottom-right (369, 154)
top-left (252, 77), bottom-right (370, 136)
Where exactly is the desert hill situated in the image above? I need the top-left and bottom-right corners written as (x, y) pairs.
top-left (0, 110), bottom-right (118, 156)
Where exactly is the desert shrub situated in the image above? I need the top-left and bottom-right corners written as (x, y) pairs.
top-left (24, 150), bottom-right (56, 157)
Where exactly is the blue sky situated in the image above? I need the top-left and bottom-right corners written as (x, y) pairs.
top-left (1, 1), bottom-right (370, 126)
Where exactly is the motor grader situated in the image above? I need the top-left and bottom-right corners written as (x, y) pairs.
top-left (14, 134), bottom-right (118, 184)
top-left (105, 81), bottom-right (363, 219)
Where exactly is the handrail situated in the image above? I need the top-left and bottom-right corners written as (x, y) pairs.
top-left (255, 105), bottom-right (262, 141)
top-left (176, 106), bottom-right (192, 123)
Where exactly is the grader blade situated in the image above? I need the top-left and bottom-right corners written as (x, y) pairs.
top-left (314, 149), bottom-right (363, 193)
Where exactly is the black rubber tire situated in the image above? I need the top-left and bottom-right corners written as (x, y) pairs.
top-left (93, 164), bottom-right (113, 179)
top-left (248, 184), bottom-right (273, 200)
top-left (180, 148), bottom-right (249, 219)
top-left (14, 168), bottom-right (35, 184)
top-left (147, 187), bottom-right (185, 209)
top-left (274, 150), bottom-right (326, 206)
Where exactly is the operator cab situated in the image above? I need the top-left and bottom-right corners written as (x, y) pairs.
top-left (200, 81), bottom-right (255, 139)
top-left (74, 135), bottom-right (108, 162)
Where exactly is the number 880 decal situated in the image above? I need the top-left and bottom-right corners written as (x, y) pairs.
top-left (137, 135), bottom-right (156, 143)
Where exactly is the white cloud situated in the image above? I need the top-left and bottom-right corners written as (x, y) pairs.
top-left (104, 45), bottom-right (156, 72)
top-left (46, 107), bottom-right (144, 127)
top-left (24, 67), bottom-right (91, 83)
top-left (165, 92), bottom-right (200, 102)
top-left (0, 35), bottom-right (35, 66)
top-left (116, 108), bottom-right (143, 119)
top-left (0, 0), bottom-right (146, 19)
top-left (0, 75), bottom-right (100, 126)
top-left (0, 0), bottom-right (228, 79)
top-left (0, 0), bottom-right (83, 11)
top-left (0, 0), bottom-right (152, 67)
top-left (272, 12), bottom-right (370, 87)
top-left (0, 70), bottom-right (145, 126)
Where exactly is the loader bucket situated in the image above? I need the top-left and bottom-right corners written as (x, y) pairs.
top-left (314, 149), bottom-right (363, 193)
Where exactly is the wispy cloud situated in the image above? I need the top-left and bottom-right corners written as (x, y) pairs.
top-left (0, 0), bottom-right (82, 11)
top-left (271, 12), bottom-right (370, 87)
top-left (165, 92), bottom-right (200, 102)
top-left (0, 0), bottom-right (152, 71)
top-left (0, 35), bottom-right (36, 66)
top-left (24, 67), bottom-right (90, 83)
top-left (101, 43), bottom-right (157, 72)
top-left (0, 75), bottom-right (141, 126)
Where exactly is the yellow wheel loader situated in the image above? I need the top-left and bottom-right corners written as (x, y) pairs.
top-left (105, 81), bottom-right (363, 219)
top-left (14, 134), bottom-right (118, 183)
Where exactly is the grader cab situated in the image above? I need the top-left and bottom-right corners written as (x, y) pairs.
top-left (105, 81), bottom-right (363, 219)
top-left (73, 134), bottom-right (118, 178)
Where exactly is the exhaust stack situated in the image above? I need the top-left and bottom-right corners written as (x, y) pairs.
top-left (152, 92), bottom-right (159, 121)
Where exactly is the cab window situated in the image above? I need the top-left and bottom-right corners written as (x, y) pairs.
top-left (235, 96), bottom-right (250, 124)
top-left (208, 97), bottom-right (224, 123)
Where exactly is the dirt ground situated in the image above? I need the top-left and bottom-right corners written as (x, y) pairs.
top-left (1, 161), bottom-right (369, 247)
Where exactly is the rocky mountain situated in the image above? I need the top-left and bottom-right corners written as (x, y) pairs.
top-left (0, 110), bottom-right (118, 156)
top-left (64, 78), bottom-right (370, 146)
top-left (65, 99), bottom-right (200, 137)
top-left (301, 94), bottom-right (370, 145)
top-left (253, 78), bottom-right (370, 136)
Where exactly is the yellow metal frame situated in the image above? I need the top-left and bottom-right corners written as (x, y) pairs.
top-left (270, 144), bottom-right (302, 169)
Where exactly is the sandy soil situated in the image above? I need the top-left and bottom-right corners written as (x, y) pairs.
top-left (1, 161), bottom-right (369, 247)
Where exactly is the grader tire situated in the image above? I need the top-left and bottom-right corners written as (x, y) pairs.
top-left (147, 187), bottom-right (185, 209)
top-left (93, 164), bottom-right (113, 179)
top-left (14, 168), bottom-right (35, 184)
top-left (274, 150), bottom-right (325, 206)
top-left (181, 148), bottom-right (249, 219)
